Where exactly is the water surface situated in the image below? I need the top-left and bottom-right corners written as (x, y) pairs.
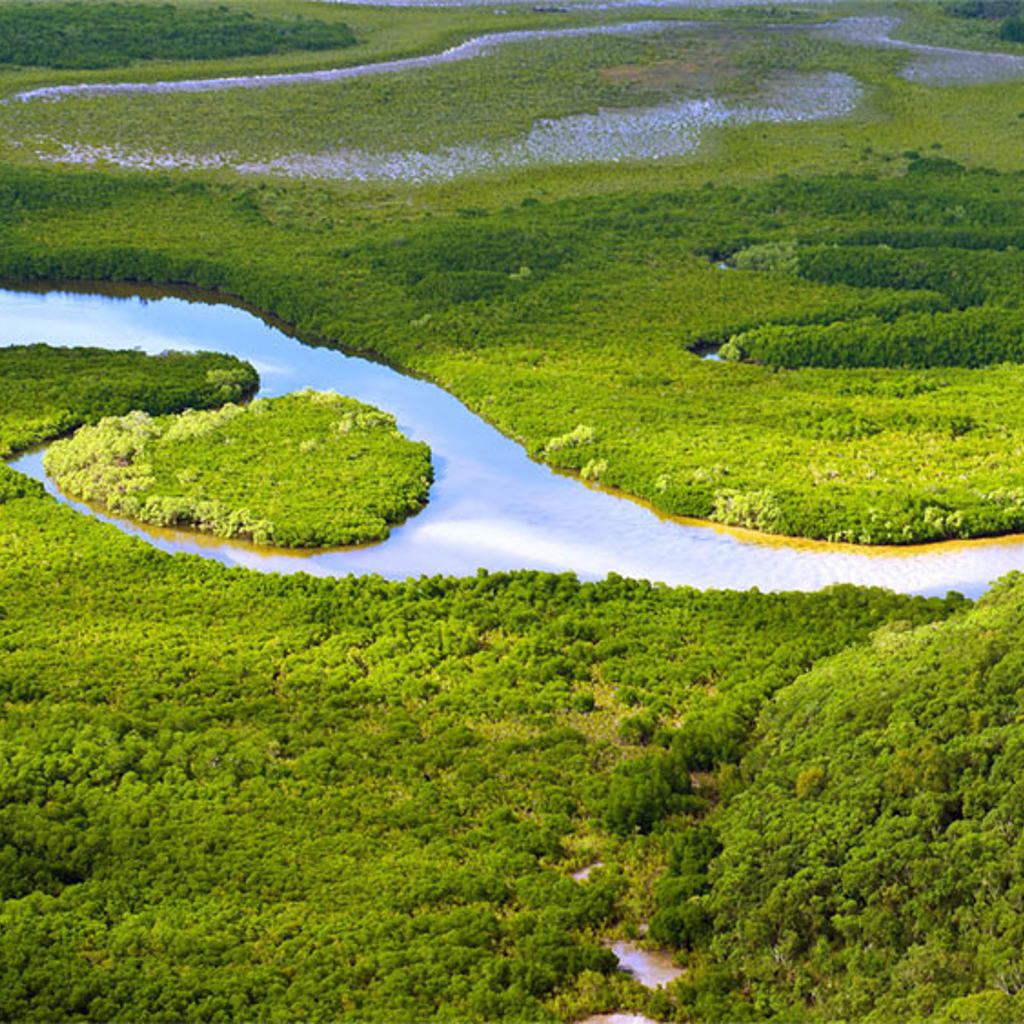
top-left (242, 72), bottom-right (858, 182)
top-left (571, 861), bottom-right (604, 881)
top-left (34, 71), bottom-right (858, 181)
top-left (6, 22), bottom-right (677, 103)
top-left (815, 16), bottom-right (1024, 84)
top-left (607, 941), bottom-right (684, 988)
top-left (6, 284), bottom-right (1024, 598)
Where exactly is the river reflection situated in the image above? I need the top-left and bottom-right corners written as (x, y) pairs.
top-left (6, 283), bottom-right (1024, 598)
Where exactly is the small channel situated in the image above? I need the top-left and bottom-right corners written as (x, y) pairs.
top-left (7, 283), bottom-right (1024, 598)
top-left (607, 941), bottom-right (684, 989)
top-left (5, 22), bottom-right (683, 104)
top-left (814, 16), bottom-right (1024, 85)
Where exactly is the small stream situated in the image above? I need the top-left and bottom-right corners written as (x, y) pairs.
top-left (607, 941), bottom-right (684, 988)
top-left (5, 22), bottom-right (683, 104)
top-left (814, 16), bottom-right (1024, 85)
top-left (6, 284), bottom-right (1024, 597)
top-left (10, 18), bottom-right (861, 181)
top-left (13, 14), bottom-right (1021, 184)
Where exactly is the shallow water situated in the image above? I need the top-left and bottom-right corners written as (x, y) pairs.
top-left (10, 13), bottom-right (1016, 108)
top-left (7, 284), bottom-right (1024, 598)
top-left (606, 941), bottom-right (684, 988)
top-left (242, 72), bottom-right (859, 182)
top-left (6, 22), bottom-right (676, 104)
top-left (15, 12), bottom-right (1024, 182)
top-left (32, 70), bottom-right (860, 181)
top-left (815, 16), bottom-right (1024, 85)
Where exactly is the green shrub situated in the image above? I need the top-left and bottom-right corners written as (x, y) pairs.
top-left (44, 390), bottom-right (433, 547)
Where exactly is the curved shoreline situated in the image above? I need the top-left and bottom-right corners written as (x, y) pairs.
top-left (15, 13), bottom-right (1024, 183)
top-left (13, 276), bottom-right (1024, 557)
top-left (6, 282), bottom-right (1024, 598)
top-left (12, 12), bottom-right (1023, 110)
top-left (6, 22), bottom-right (679, 104)
top-left (41, 391), bottom-right (434, 549)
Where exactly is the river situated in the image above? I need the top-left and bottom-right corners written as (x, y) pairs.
top-left (12, 15), bottom-right (1021, 181)
top-left (6, 283), bottom-right (1024, 598)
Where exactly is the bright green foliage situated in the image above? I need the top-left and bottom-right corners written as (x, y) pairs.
top-left (0, 486), bottom-right (956, 1020)
top-left (0, 336), bottom-right (965, 1020)
top-left (0, 343), bottom-right (257, 459)
top-left (43, 390), bottom-right (433, 547)
top-left (0, 3), bottom-right (356, 70)
top-left (666, 572), bottom-right (1024, 1020)
top-left (730, 308), bottom-right (1024, 369)
top-left (4, 7), bottom-right (1024, 1018)
top-left (796, 240), bottom-right (1024, 308)
top-left (14, 163), bottom-right (1024, 541)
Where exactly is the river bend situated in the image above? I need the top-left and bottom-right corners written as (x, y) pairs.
top-left (5, 285), bottom-right (1024, 599)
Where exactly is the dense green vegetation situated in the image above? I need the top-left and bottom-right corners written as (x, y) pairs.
top-left (13, 5), bottom-right (1024, 1020)
top-left (0, 343), bottom-right (256, 459)
top-left (12, 161), bottom-right (1024, 542)
top-left (727, 307), bottom-right (1024, 369)
top-left (0, 340), bottom-right (964, 1020)
top-left (43, 390), bottom-right (432, 547)
top-left (661, 572), bottom-right (1024, 1021)
top-left (0, 3), bottom-right (356, 70)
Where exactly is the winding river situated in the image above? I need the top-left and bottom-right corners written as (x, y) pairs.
top-left (6, 23), bottom-right (676, 103)
top-left (6, 282), bottom-right (1024, 599)
top-left (10, 20), bottom-right (860, 181)
top-left (15, 15), bottom-right (1023, 184)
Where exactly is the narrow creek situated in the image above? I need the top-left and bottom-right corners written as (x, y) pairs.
top-left (4, 22), bottom-right (686, 103)
top-left (14, 15), bottom-right (1020, 182)
top-left (607, 941), bottom-right (684, 988)
top-left (6, 283), bottom-right (1024, 597)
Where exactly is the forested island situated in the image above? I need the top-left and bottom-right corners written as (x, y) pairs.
top-left (44, 389), bottom-right (433, 547)
top-left (6, 1), bottom-right (1024, 1021)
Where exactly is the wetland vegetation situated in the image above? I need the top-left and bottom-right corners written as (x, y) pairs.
top-left (0, 346), bottom-right (963, 1019)
top-left (44, 390), bottom-right (433, 547)
top-left (0, 343), bottom-right (257, 460)
top-left (7, 1), bottom-right (1024, 1020)
top-left (0, 3), bottom-right (357, 70)
top-left (13, 159), bottom-right (1024, 543)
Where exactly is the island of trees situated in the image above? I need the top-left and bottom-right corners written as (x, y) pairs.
top-left (6, 1), bottom-right (1024, 1020)
top-left (44, 388), bottom-right (433, 547)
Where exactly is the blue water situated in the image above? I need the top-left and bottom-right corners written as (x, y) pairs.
top-left (5, 284), bottom-right (1024, 597)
